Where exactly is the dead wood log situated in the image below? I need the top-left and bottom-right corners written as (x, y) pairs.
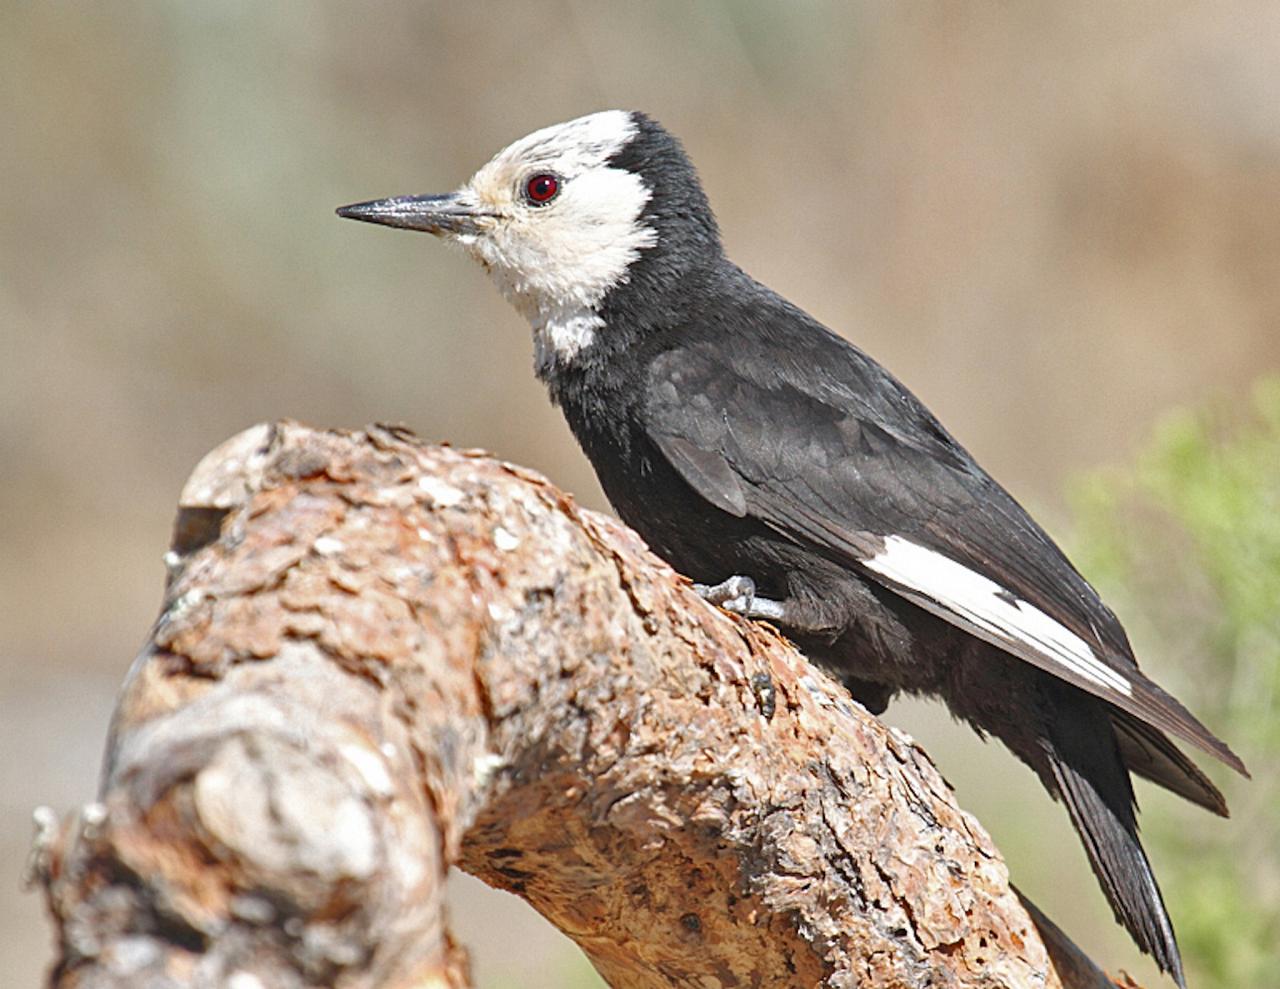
top-left (29, 421), bottom-right (1131, 988)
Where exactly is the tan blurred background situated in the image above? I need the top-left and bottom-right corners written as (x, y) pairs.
top-left (3, 3), bottom-right (1278, 986)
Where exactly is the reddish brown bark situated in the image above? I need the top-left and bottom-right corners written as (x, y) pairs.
top-left (30, 421), bottom-right (1130, 988)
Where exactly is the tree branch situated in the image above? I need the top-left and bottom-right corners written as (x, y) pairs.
top-left (30, 421), bottom-right (1130, 988)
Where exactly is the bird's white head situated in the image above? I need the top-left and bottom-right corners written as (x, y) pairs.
top-left (338, 110), bottom-right (719, 374)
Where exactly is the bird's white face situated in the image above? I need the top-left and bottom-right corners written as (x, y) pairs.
top-left (459, 111), bottom-right (656, 343)
top-left (340, 111), bottom-right (656, 370)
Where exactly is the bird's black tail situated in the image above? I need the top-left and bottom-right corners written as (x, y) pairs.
top-left (1046, 699), bottom-right (1186, 988)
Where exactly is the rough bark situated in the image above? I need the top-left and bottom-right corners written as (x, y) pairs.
top-left (29, 421), bottom-right (1133, 988)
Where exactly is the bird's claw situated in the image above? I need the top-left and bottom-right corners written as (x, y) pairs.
top-left (695, 575), bottom-right (757, 615)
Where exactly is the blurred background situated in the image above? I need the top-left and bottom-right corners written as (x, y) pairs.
top-left (3, 3), bottom-right (1277, 986)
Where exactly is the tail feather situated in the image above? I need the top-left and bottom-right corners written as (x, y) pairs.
top-left (1113, 709), bottom-right (1228, 817)
top-left (1047, 700), bottom-right (1186, 987)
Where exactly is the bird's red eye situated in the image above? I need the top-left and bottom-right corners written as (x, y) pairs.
top-left (524, 173), bottom-right (560, 205)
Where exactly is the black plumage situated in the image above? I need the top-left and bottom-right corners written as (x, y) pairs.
top-left (338, 110), bottom-right (1247, 986)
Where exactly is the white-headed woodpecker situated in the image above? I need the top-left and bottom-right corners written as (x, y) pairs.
top-left (338, 111), bottom-right (1248, 985)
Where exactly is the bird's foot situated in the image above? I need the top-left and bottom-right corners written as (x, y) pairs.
top-left (695, 574), bottom-right (756, 610)
top-left (694, 575), bottom-right (787, 621)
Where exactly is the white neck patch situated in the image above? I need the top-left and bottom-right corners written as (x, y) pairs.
top-left (452, 111), bottom-right (657, 372)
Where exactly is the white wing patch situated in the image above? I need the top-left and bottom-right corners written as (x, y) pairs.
top-left (864, 535), bottom-right (1132, 697)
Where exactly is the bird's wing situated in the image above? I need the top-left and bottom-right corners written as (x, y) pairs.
top-left (645, 337), bottom-right (1246, 776)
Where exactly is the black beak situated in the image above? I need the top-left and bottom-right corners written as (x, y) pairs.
top-left (335, 192), bottom-right (483, 235)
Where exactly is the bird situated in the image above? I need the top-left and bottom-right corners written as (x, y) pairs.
top-left (337, 109), bottom-right (1247, 985)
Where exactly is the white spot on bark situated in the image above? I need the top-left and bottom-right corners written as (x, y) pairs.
top-left (228, 972), bottom-right (266, 989)
top-left (472, 751), bottom-right (506, 788)
top-left (313, 536), bottom-right (344, 556)
top-left (339, 742), bottom-right (393, 797)
top-left (417, 475), bottom-right (464, 507)
top-left (493, 526), bottom-right (520, 551)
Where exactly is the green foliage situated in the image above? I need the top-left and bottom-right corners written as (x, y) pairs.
top-left (1070, 379), bottom-right (1280, 987)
